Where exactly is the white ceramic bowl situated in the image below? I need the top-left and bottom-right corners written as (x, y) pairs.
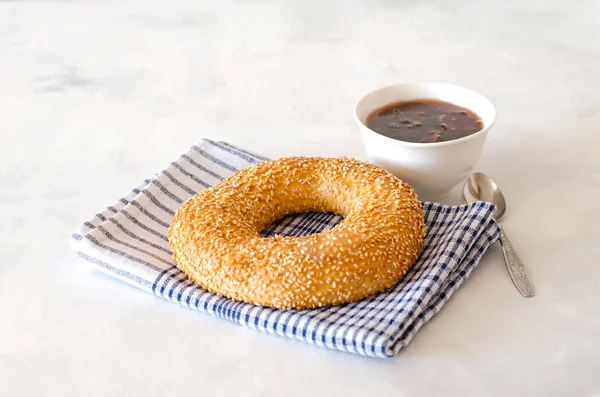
top-left (354, 82), bottom-right (496, 202)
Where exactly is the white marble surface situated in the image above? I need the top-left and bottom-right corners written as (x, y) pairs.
top-left (1, 1), bottom-right (599, 396)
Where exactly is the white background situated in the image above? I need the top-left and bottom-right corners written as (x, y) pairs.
top-left (1, 1), bottom-right (599, 396)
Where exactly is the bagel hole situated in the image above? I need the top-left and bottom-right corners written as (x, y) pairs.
top-left (260, 211), bottom-right (344, 237)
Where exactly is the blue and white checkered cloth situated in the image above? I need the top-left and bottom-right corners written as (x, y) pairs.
top-left (70, 139), bottom-right (501, 358)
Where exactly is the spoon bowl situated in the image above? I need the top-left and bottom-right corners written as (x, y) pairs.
top-left (462, 172), bottom-right (506, 220)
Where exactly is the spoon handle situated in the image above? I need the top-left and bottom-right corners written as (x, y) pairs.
top-left (499, 228), bottom-right (535, 297)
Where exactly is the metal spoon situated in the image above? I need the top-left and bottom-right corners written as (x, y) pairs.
top-left (462, 173), bottom-right (535, 297)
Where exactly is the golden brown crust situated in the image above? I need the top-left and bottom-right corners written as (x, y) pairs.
top-left (168, 157), bottom-right (425, 310)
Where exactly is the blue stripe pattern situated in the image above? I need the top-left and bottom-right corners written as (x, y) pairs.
top-left (70, 139), bottom-right (501, 358)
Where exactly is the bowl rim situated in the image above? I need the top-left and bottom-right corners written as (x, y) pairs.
top-left (353, 82), bottom-right (497, 148)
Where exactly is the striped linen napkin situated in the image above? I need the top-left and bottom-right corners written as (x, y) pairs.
top-left (70, 139), bottom-right (501, 358)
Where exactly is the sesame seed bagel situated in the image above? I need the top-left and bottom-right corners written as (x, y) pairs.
top-left (168, 156), bottom-right (425, 310)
